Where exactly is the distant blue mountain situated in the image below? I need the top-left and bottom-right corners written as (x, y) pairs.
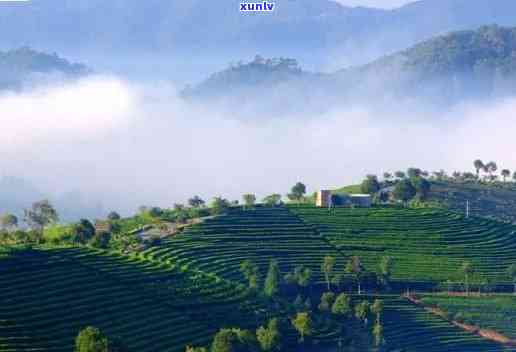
top-left (0, 47), bottom-right (88, 90)
top-left (186, 25), bottom-right (516, 111)
top-left (1, 0), bottom-right (516, 71)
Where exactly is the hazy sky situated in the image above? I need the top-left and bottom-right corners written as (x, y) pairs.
top-left (335, 0), bottom-right (415, 8)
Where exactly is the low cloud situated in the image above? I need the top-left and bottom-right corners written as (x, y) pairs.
top-left (1, 76), bottom-right (515, 218)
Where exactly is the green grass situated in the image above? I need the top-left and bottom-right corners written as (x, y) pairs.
top-left (420, 294), bottom-right (516, 340)
top-left (289, 205), bottom-right (516, 285)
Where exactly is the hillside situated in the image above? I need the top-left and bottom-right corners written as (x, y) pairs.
top-left (186, 25), bottom-right (516, 109)
top-left (340, 25), bottom-right (516, 102)
top-left (336, 177), bottom-right (516, 224)
top-left (0, 247), bottom-right (256, 351)
top-left (183, 57), bottom-right (311, 100)
top-left (290, 206), bottom-right (516, 287)
top-left (0, 47), bottom-right (89, 90)
top-left (429, 181), bottom-right (516, 223)
top-left (2, 205), bottom-right (516, 351)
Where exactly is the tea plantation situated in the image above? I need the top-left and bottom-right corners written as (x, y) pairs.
top-left (143, 207), bottom-right (343, 284)
top-left (420, 294), bottom-right (516, 340)
top-left (290, 206), bottom-right (516, 285)
top-left (380, 295), bottom-right (516, 351)
top-left (0, 247), bottom-right (255, 352)
top-left (2, 205), bottom-right (516, 351)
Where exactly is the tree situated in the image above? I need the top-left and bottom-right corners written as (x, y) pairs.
top-left (331, 293), bottom-right (351, 317)
top-left (107, 211), bottom-right (120, 221)
top-left (346, 256), bottom-right (365, 295)
top-left (360, 175), bottom-right (380, 195)
top-left (145, 207), bottom-right (161, 217)
top-left (474, 160), bottom-right (484, 179)
top-left (502, 169), bottom-right (511, 182)
top-left (24, 199), bottom-right (58, 231)
top-left (285, 265), bottom-right (312, 291)
top-left (371, 299), bottom-right (384, 324)
top-left (256, 318), bottom-right (281, 352)
top-left (318, 292), bottom-right (335, 313)
top-left (412, 177), bottom-right (431, 200)
top-left (75, 326), bottom-right (108, 352)
top-left (378, 256), bottom-right (393, 290)
top-left (383, 172), bottom-right (392, 181)
top-left (240, 260), bottom-right (260, 290)
top-left (354, 301), bottom-right (370, 326)
top-left (210, 197), bottom-right (230, 215)
top-left (291, 312), bottom-right (312, 343)
top-left (461, 261), bottom-right (474, 296)
top-left (242, 194), bottom-right (257, 210)
top-left (263, 194), bottom-right (282, 207)
top-left (264, 260), bottom-right (280, 297)
top-left (513, 171), bottom-right (516, 183)
top-left (297, 266), bottom-right (312, 289)
top-left (392, 179), bottom-right (416, 204)
top-left (288, 182), bottom-right (306, 203)
top-left (72, 219), bottom-right (96, 244)
top-left (293, 294), bottom-right (304, 311)
top-left (372, 322), bottom-right (384, 347)
top-left (90, 232), bottom-right (111, 249)
top-left (0, 213), bottom-right (18, 231)
top-left (211, 329), bottom-right (238, 352)
top-left (394, 171), bottom-right (406, 179)
top-left (485, 161), bottom-right (498, 180)
top-left (407, 168), bottom-right (422, 179)
top-left (507, 264), bottom-right (516, 295)
top-left (321, 256), bottom-right (336, 291)
top-left (188, 196), bottom-right (205, 208)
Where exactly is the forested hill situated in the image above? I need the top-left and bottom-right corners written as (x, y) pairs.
top-left (183, 56), bottom-right (312, 100)
top-left (343, 25), bottom-right (516, 98)
top-left (187, 25), bottom-right (516, 110)
top-left (374, 25), bottom-right (516, 77)
top-left (0, 47), bottom-right (89, 90)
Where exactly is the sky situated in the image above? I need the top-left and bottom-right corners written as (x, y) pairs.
top-left (335, 0), bottom-right (416, 8)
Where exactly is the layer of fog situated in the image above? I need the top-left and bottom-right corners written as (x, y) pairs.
top-left (1, 75), bottom-right (515, 220)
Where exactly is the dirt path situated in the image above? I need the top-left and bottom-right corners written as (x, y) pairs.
top-left (404, 294), bottom-right (516, 346)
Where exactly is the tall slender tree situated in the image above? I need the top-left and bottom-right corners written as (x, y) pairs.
top-left (321, 256), bottom-right (336, 291)
top-left (264, 260), bottom-right (280, 297)
top-left (240, 260), bottom-right (260, 290)
top-left (242, 194), bottom-right (257, 210)
top-left (378, 256), bottom-right (393, 290)
top-left (346, 256), bottom-right (365, 295)
top-left (473, 160), bottom-right (484, 179)
top-left (291, 312), bottom-right (312, 343)
top-left (461, 261), bottom-right (474, 296)
top-left (502, 169), bottom-right (511, 183)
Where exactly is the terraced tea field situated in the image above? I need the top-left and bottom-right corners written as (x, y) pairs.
top-left (380, 295), bottom-right (515, 351)
top-left (2, 205), bottom-right (516, 351)
top-left (0, 247), bottom-right (254, 352)
top-left (144, 207), bottom-right (342, 283)
top-left (420, 294), bottom-right (516, 340)
top-left (291, 206), bottom-right (516, 285)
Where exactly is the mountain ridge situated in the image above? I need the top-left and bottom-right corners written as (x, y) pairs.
top-left (186, 25), bottom-right (516, 110)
